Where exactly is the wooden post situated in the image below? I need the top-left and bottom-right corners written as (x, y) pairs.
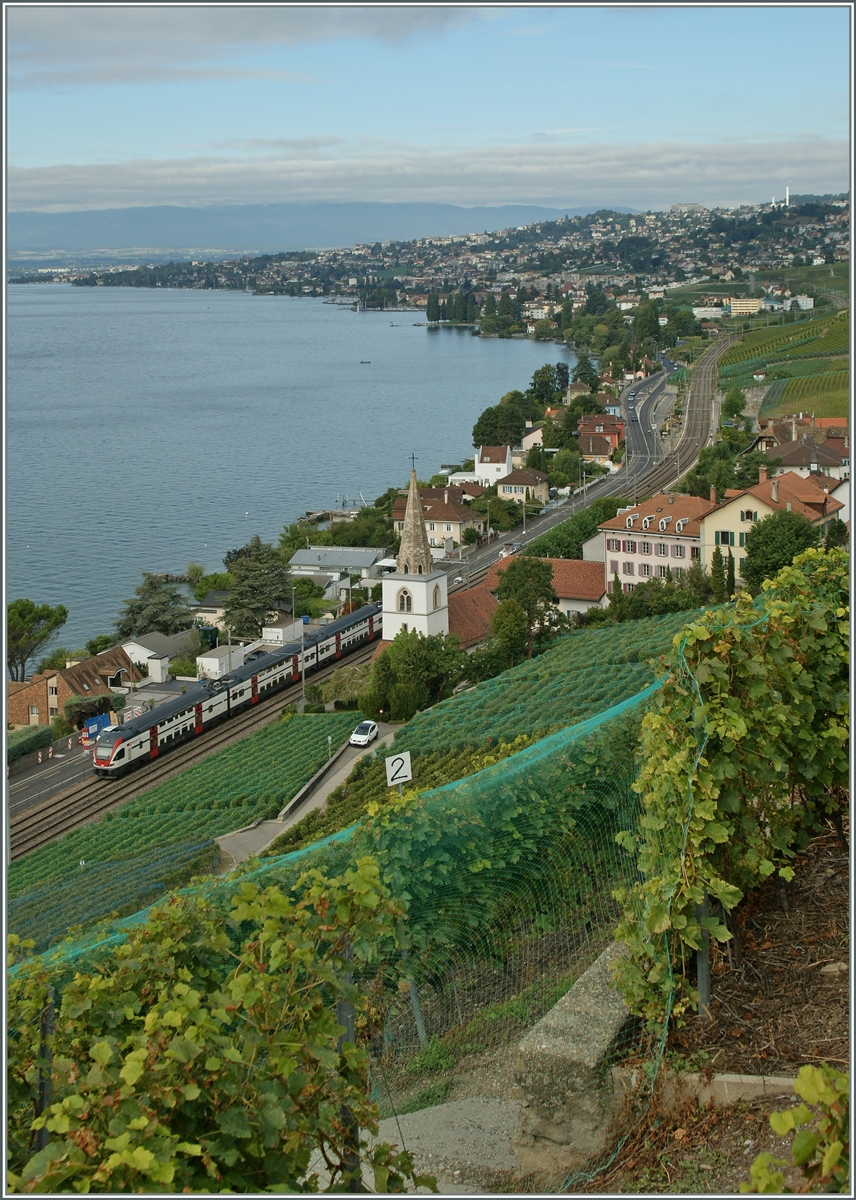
top-left (336, 945), bottom-right (362, 1192)
top-left (696, 897), bottom-right (712, 1021)
top-left (35, 987), bottom-right (55, 1151)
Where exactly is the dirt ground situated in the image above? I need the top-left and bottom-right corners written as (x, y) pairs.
top-left (570, 822), bottom-right (850, 1195)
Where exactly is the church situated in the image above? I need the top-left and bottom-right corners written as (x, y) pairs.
top-left (381, 470), bottom-right (449, 639)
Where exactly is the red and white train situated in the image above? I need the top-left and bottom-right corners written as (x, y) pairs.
top-left (92, 603), bottom-right (381, 777)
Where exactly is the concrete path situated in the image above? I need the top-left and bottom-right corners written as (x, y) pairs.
top-left (307, 1098), bottom-right (521, 1194)
top-left (216, 725), bottom-right (395, 867)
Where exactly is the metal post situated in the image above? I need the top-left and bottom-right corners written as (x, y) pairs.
top-left (336, 943), bottom-right (362, 1191)
top-left (35, 987), bottom-right (55, 1151)
top-left (396, 922), bottom-right (427, 1047)
top-left (226, 626), bottom-right (232, 673)
top-left (696, 896), bottom-right (712, 1020)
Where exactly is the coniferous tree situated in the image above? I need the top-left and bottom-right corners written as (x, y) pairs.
top-left (726, 550), bottom-right (736, 597)
top-left (710, 546), bottom-right (727, 603)
top-left (426, 292), bottom-right (440, 322)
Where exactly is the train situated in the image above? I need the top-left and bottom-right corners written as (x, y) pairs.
top-left (92, 603), bottom-right (382, 778)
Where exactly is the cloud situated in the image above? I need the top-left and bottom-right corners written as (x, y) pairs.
top-left (7, 137), bottom-right (848, 213)
top-left (7, 6), bottom-right (482, 85)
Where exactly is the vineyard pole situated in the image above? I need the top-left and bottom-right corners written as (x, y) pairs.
top-left (336, 940), bottom-right (362, 1192)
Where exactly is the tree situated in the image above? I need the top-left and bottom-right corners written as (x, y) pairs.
top-left (633, 300), bottom-right (661, 344)
top-left (555, 361), bottom-right (570, 392)
top-left (223, 535), bottom-right (293, 638)
top-left (37, 646), bottom-right (86, 673)
top-left (7, 599), bottom-right (68, 681)
top-left (115, 574), bottom-right (194, 641)
top-left (742, 510), bottom-right (821, 595)
top-left (426, 292), bottom-right (440, 322)
top-left (559, 300), bottom-right (574, 332)
top-left (824, 518), bottom-right (848, 549)
top-left (572, 352), bottom-right (599, 393)
top-left (721, 387), bottom-right (746, 422)
top-left (710, 546), bottom-right (727, 603)
top-left (490, 598), bottom-right (528, 665)
top-left (495, 556), bottom-right (558, 658)
top-left (359, 630), bottom-right (465, 721)
top-left (85, 634), bottom-right (116, 657)
top-left (483, 292), bottom-right (497, 318)
top-left (726, 550), bottom-right (736, 597)
top-left (524, 496), bottom-right (623, 559)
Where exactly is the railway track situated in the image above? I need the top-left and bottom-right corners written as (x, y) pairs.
top-left (10, 643), bottom-right (379, 862)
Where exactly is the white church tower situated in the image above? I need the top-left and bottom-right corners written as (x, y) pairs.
top-left (382, 469), bottom-right (449, 639)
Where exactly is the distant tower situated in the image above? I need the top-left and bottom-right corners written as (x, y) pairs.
top-left (381, 469), bottom-right (449, 639)
top-left (786, 186), bottom-right (790, 208)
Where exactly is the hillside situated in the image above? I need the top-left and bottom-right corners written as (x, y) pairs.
top-left (264, 609), bottom-right (698, 857)
top-left (7, 712), bottom-right (355, 952)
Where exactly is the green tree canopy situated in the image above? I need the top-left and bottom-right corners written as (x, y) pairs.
top-left (495, 555), bottom-right (558, 658)
top-left (223, 535), bottom-right (293, 639)
top-left (115, 575), bottom-right (194, 641)
top-left (524, 495), bottom-right (623, 559)
top-left (571, 352), bottom-right (599, 392)
top-left (360, 630), bottom-right (465, 722)
top-left (7, 599), bottom-right (69, 681)
top-left (742, 510), bottom-right (821, 594)
top-left (490, 598), bottom-right (528, 665)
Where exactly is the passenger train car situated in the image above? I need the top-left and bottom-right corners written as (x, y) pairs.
top-left (92, 603), bottom-right (381, 777)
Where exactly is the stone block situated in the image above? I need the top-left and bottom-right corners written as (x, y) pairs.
top-left (512, 942), bottom-right (636, 1178)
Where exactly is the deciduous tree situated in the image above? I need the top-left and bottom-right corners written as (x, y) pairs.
top-left (495, 556), bottom-right (558, 658)
top-left (742, 510), bottom-right (821, 594)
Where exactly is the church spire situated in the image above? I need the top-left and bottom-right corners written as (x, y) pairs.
top-left (397, 469), bottom-right (434, 576)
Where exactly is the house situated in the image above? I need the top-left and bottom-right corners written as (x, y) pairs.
top-left (519, 421), bottom-right (546, 452)
top-left (576, 415), bottom-right (625, 454)
top-left (565, 382), bottom-right (592, 405)
top-left (698, 469), bottom-right (845, 583)
top-left (122, 630), bottom-right (199, 684)
top-left (7, 647), bottom-right (142, 730)
top-left (498, 468), bottom-right (550, 506)
top-left (763, 438), bottom-right (849, 481)
top-left (449, 445), bottom-right (514, 488)
top-left (598, 492), bottom-right (718, 592)
top-left (190, 589), bottom-right (230, 631)
top-left (391, 488), bottom-right (484, 550)
top-left (483, 557), bottom-right (607, 617)
top-left (577, 433), bottom-right (613, 465)
top-left (289, 547), bottom-right (387, 580)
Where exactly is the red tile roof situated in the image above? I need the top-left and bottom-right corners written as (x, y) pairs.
top-left (478, 446), bottom-right (511, 463)
top-left (448, 584), bottom-right (499, 647)
top-left (599, 492), bottom-right (716, 539)
top-left (483, 557), bottom-right (606, 602)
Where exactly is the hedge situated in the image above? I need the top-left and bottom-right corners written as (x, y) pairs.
top-left (7, 726), bottom-right (53, 765)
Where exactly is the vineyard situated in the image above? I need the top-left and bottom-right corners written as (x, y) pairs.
top-left (396, 608), bottom-right (697, 754)
top-left (718, 311), bottom-right (848, 370)
top-left (7, 713), bottom-right (355, 951)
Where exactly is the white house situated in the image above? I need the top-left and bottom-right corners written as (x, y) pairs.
top-left (448, 445), bottom-right (514, 489)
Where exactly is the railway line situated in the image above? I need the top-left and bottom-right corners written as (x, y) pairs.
top-left (10, 643), bottom-right (379, 862)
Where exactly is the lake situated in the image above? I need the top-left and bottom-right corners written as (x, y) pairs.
top-left (6, 285), bottom-right (576, 648)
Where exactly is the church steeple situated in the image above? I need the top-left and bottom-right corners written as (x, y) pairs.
top-left (397, 469), bottom-right (434, 575)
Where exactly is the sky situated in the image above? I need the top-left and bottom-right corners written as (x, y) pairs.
top-left (5, 4), bottom-right (851, 213)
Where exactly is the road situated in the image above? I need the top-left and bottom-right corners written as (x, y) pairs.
top-left (443, 337), bottom-right (733, 589)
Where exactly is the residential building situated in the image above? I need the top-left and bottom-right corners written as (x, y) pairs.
top-left (498, 468), bottom-right (550, 505)
top-left (577, 433), bottom-right (613, 465)
top-left (449, 445), bottom-right (514, 488)
top-left (728, 297), bottom-right (764, 315)
top-left (698, 470), bottom-right (845, 582)
top-left (7, 648), bottom-right (142, 730)
top-left (763, 438), bottom-right (849, 481)
top-left (576, 415), bottom-right (626, 453)
top-left (484, 557), bottom-right (607, 617)
top-left (447, 584), bottom-right (499, 648)
top-left (598, 492), bottom-right (717, 592)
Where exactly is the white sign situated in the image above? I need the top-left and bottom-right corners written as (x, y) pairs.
top-left (385, 751), bottom-right (413, 788)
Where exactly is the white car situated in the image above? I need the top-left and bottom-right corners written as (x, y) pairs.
top-left (349, 720), bottom-right (379, 747)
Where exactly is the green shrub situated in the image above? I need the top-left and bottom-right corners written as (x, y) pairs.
top-left (303, 702), bottom-right (327, 714)
top-left (7, 726), bottom-right (52, 765)
top-left (50, 715), bottom-right (74, 739)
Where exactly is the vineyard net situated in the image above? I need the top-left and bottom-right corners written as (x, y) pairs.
top-left (16, 682), bottom-right (672, 1189)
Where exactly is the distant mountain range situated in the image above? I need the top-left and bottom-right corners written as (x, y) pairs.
top-left (7, 201), bottom-right (636, 265)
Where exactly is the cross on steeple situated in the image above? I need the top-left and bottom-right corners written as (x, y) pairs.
top-left (410, 452), bottom-right (417, 473)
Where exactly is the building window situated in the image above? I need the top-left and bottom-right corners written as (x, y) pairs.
top-left (624, 583), bottom-right (635, 592)
top-left (640, 562), bottom-right (652, 577)
top-left (739, 531), bottom-right (746, 547)
top-left (445, 524), bottom-right (452, 532)
top-left (609, 559), bottom-right (619, 574)
top-left (673, 567), bottom-right (685, 577)
top-left (607, 538), bottom-right (621, 552)
top-left (672, 544), bottom-right (685, 558)
top-left (658, 565), bottom-right (669, 578)
top-left (640, 541), bottom-right (651, 555)
top-left (433, 585), bottom-right (441, 610)
top-left (715, 530), bottom-right (735, 547)
top-left (623, 540), bottom-right (637, 553)
top-left (691, 546), bottom-right (700, 559)
top-left (48, 685), bottom-right (58, 697)
top-left (428, 522), bottom-right (436, 531)
top-left (657, 543), bottom-right (668, 556)
top-left (29, 706), bottom-right (39, 717)
top-left (623, 562), bottom-right (634, 575)
top-left (397, 589), bottom-right (412, 613)
top-left (401, 623), bottom-right (408, 633)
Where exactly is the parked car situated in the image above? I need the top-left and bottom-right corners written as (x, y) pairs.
top-left (349, 720), bottom-right (379, 746)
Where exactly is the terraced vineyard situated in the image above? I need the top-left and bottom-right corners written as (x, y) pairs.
top-left (719, 311), bottom-right (848, 370)
top-left (396, 609), bottom-right (696, 755)
top-left (7, 713), bottom-right (355, 951)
